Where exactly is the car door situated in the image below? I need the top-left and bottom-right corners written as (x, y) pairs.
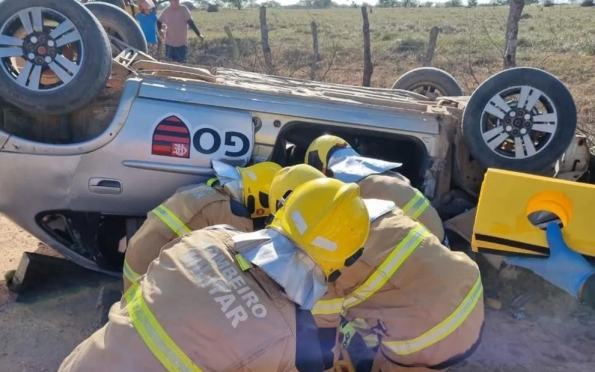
top-left (68, 93), bottom-right (255, 216)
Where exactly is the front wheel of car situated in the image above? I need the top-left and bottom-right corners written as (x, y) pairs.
top-left (0, 0), bottom-right (112, 116)
top-left (462, 67), bottom-right (577, 174)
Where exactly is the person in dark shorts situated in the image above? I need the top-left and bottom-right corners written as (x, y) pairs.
top-left (158, 0), bottom-right (204, 63)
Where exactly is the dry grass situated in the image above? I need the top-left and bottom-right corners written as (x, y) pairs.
top-left (183, 5), bottom-right (595, 139)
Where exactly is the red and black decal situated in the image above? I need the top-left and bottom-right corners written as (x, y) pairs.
top-left (151, 115), bottom-right (191, 158)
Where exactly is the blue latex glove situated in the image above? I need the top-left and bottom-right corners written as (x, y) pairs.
top-left (505, 223), bottom-right (595, 299)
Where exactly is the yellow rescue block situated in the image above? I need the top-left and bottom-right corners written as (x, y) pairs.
top-left (472, 168), bottom-right (595, 257)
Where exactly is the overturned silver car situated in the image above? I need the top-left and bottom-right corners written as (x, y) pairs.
top-left (0, 0), bottom-right (591, 275)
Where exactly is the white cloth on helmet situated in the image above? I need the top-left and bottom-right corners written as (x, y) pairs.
top-left (328, 148), bottom-right (402, 184)
top-left (363, 198), bottom-right (395, 222)
top-left (233, 229), bottom-right (327, 310)
top-left (212, 160), bottom-right (243, 202)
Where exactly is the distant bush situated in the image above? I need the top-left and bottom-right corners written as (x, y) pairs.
top-left (444, 0), bottom-right (463, 6)
top-left (395, 38), bottom-right (425, 54)
top-left (581, 0), bottom-right (594, 6)
top-left (516, 37), bottom-right (531, 48)
top-left (207, 3), bottom-right (219, 12)
top-left (543, 0), bottom-right (554, 6)
top-left (182, 1), bottom-right (197, 10)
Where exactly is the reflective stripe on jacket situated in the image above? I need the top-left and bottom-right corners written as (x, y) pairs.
top-left (357, 172), bottom-right (444, 242)
top-left (122, 183), bottom-right (253, 291)
top-left (312, 208), bottom-right (484, 367)
top-left (124, 281), bottom-right (202, 372)
top-left (313, 224), bottom-right (429, 318)
top-left (60, 227), bottom-right (315, 372)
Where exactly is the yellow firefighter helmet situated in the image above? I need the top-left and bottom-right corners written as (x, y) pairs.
top-left (238, 161), bottom-right (282, 218)
top-left (304, 134), bottom-right (351, 176)
top-left (269, 178), bottom-right (370, 278)
top-left (269, 164), bottom-right (327, 215)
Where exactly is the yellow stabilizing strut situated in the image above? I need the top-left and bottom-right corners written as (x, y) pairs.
top-left (472, 168), bottom-right (595, 258)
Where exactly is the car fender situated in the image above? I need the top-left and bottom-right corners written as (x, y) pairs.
top-left (554, 135), bottom-right (590, 181)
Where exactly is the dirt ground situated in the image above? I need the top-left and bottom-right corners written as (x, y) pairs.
top-left (1, 214), bottom-right (594, 372)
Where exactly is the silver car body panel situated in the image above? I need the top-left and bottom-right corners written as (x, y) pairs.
top-left (0, 130), bottom-right (8, 149)
top-left (0, 79), bottom-right (142, 155)
top-left (136, 78), bottom-right (443, 161)
top-left (137, 78), bottom-right (441, 135)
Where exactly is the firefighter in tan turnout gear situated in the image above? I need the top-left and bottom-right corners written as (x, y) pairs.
top-left (304, 134), bottom-right (445, 244)
top-left (311, 204), bottom-right (485, 372)
top-left (59, 175), bottom-right (373, 372)
top-left (285, 148), bottom-right (484, 371)
top-left (122, 160), bottom-right (282, 292)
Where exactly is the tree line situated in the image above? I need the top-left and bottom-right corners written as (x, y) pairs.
top-left (181, 0), bottom-right (594, 11)
top-left (374, 0), bottom-right (594, 8)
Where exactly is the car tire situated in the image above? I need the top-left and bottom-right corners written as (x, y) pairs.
top-left (391, 67), bottom-right (463, 99)
top-left (95, 0), bottom-right (126, 7)
top-left (84, 2), bottom-right (148, 56)
top-left (462, 67), bottom-right (577, 173)
top-left (0, 0), bottom-right (112, 116)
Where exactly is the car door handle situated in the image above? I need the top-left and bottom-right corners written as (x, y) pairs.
top-left (89, 178), bottom-right (123, 195)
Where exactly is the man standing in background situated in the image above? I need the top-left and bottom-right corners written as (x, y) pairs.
top-left (158, 0), bottom-right (204, 63)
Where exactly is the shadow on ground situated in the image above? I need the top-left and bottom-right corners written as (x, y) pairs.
top-left (0, 255), bottom-right (120, 372)
top-left (0, 252), bottom-right (594, 372)
top-left (451, 255), bottom-right (595, 372)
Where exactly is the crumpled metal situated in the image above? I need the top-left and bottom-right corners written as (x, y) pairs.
top-left (212, 160), bottom-right (244, 202)
top-left (328, 148), bottom-right (403, 184)
top-left (233, 229), bottom-right (327, 310)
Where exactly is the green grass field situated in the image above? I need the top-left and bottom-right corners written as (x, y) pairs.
top-left (183, 5), bottom-right (595, 137)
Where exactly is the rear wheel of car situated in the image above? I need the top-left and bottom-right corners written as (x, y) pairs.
top-left (391, 67), bottom-right (463, 100)
top-left (0, 0), bottom-right (112, 115)
top-left (84, 2), bottom-right (148, 56)
top-left (462, 67), bottom-right (577, 173)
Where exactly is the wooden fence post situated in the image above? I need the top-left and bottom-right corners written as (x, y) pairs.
top-left (361, 5), bottom-right (373, 87)
top-left (310, 20), bottom-right (320, 80)
top-left (504, 0), bottom-right (525, 69)
top-left (311, 21), bottom-right (320, 63)
top-left (423, 26), bottom-right (440, 67)
top-left (224, 26), bottom-right (239, 62)
top-left (259, 6), bottom-right (276, 75)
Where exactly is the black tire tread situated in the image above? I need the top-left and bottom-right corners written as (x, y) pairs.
top-left (95, 0), bottom-right (124, 7)
top-left (391, 67), bottom-right (464, 97)
top-left (85, 2), bottom-right (148, 54)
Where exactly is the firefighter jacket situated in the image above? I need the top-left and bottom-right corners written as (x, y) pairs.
top-left (312, 207), bottom-right (484, 369)
top-left (327, 149), bottom-right (444, 242)
top-left (122, 181), bottom-right (254, 292)
top-left (357, 172), bottom-right (444, 243)
top-left (59, 226), bottom-right (324, 372)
